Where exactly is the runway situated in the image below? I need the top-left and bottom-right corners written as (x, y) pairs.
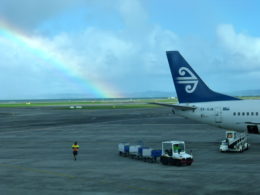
top-left (0, 107), bottom-right (260, 195)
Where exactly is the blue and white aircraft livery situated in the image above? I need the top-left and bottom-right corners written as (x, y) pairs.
top-left (155, 51), bottom-right (260, 134)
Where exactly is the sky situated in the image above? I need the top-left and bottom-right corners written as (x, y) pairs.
top-left (1, 0), bottom-right (260, 99)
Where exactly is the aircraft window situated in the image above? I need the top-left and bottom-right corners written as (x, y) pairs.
top-left (242, 112), bottom-right (245, 116)
top-left (233, 112), bottom-right (236, 116)
top-left (256, 112), bottom-right (259, 116)
top-left (238, 112), bottom-right (240, 116)
top-left (223, 107), bottom-right (230, 111)
top-left (247, 112), bottom-right (249, 116)
top-left (210, 108), bottom-right (213, 111)
top-left (251, 112), bottom-right (254, 116)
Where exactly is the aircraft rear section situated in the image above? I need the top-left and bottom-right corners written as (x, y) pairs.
top-left (166, 51), bottom-right (240, 103)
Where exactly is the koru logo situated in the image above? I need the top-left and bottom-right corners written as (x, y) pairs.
top-left (176, 67), bottom-right (198, 93)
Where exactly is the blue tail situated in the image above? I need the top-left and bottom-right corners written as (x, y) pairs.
top-left (166, 51), bottom-right (240, 103)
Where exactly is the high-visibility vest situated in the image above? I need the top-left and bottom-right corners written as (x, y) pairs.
top-left (72, 144), bottom-right (80, 151)
top-left (173, 145), bottom-right (179, 152)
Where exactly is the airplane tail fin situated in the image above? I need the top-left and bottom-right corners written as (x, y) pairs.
top-left (166, 51), bottom-right (240, 103)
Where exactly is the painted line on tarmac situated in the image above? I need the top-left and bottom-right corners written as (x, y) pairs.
top-left (0, 163), bottom-right (177, 195)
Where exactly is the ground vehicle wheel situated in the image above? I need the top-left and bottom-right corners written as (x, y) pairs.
top-left (160, 156), bottom-right (168, 165)
top-left (175, 160), bottom-right (181, 166)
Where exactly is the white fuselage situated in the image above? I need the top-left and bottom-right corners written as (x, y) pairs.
top-left (174, 100), bottom-right (260, 131)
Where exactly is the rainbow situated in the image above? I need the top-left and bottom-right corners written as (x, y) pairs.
top-left (0, 19), bottom-right (123, 98)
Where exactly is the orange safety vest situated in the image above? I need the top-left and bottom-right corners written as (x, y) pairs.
top-left (72, 144), bottom-right (80, 151)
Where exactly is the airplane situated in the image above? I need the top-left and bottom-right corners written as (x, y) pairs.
top-left (153, 51), bottom-right (260, 134)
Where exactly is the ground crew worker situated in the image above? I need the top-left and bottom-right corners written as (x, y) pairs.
top-left (72, 142), bottom-right (80, 160)
top-left (173, 144), bottom-right (180, 153)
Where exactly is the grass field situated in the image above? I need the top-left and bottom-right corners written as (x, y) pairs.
top-left (0, 98), bottom-right (178, 109)
top-left (239, 96), bottom-right (260, 100)
top-left (0, 96), bottom-right (259, 109)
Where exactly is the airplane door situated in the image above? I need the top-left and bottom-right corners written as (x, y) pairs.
top-left (215, 107), bottom-right (222, 123)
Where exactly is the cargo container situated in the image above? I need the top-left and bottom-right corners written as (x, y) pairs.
top-left (118, 143), bottom-right (130, 157)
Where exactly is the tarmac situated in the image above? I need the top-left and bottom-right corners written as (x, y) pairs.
top-left (0, 107), bottom-right (260, 195)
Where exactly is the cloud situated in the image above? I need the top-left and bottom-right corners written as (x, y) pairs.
top-left (45, 25), bottom-right (178, 81)
top-left (0, 0), bottom-right (125, 32)
top-left (0, 0), bottom-right (78, 31)
top-left (217, 24), bottom-right (260, 70)
top-left (4, 1), bottom-right (260, 98)
top-left (118, 0), bottom-right (149, 34)
top-left (0, 0), bottom-right (201, 98)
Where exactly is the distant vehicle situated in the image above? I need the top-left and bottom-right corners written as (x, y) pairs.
top-left (219, 131), bottom-right (249, 152)
top-left (160, 141), bottom-right (193, 166)
top-left (118, 141), bottom-right (193, 166)
top-left (118, 143), bottom-right (130, 157)
top-left (69, 105), bottom-right (82, 109)
top-left (153, 51), bottom-right (260, 134)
